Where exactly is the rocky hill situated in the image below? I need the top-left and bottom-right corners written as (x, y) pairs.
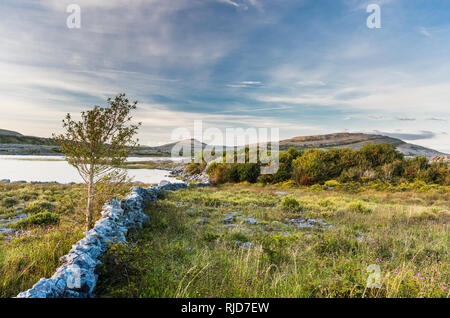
top-left (278, 133), bottom-right (447, 157)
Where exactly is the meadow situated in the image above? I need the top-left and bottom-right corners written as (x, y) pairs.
top-left (0, 182), bottom-right (132, 297)
top-left (95, 183), bottom-right (449, 298)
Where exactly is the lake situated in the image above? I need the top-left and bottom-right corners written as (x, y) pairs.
top-left (0, 155), bottom-right (188, 184)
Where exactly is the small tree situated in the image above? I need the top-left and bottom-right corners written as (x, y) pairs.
top-left (53, 93), bottom-right (141, 230)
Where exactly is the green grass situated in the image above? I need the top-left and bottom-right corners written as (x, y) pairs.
top-left (95, 184), bottom-right (449, 298)
top-left (0, 182), bottom-right (134, 297)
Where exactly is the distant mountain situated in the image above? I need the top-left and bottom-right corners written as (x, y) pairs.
top-left (1, 129), bottom-right (446, 157)
top-left (0, 130), bottom-right (57, 146)
top-left (0, 129), bottom-right (23, 137)
top-left (278, 133), bottom-right (447, 157)
top-left (134, 139), bottom-right (208, 157)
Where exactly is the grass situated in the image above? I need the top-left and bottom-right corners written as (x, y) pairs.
top-left (0, 182), bottom-right (134, 297)
top-left (95, 183), bottom-right (449, 298)
top-left (123, 160), bottom-right (180, 170)
top-left (1, 180), bottom-right (448, 298)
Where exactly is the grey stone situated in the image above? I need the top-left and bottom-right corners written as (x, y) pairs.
top-left (159, 180), bottom-right (170, 186)
top-left (244, 218), bottom-right (258, 225)
top-left (0, 228), bottom-right (15, 235)
top-left (222, 215), bottom-right (236, 224)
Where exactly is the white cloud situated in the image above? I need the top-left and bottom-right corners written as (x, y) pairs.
top-left (218, 0), bottom-right (240, 7)
top-left (297, 80), bottom-right (326, 87)
top-left (419, 27), bottom-right (432, 37)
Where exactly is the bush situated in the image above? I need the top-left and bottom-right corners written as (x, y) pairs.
top-left (348, 201), bottom-right (372, 214)
top-left (1, 197), bottom-right (18, 208)
top-left (324, 180), bottom-right (340, 187)
top-left (185, 162), bottom-right (206, 175)
top-left (357, 143), bottom-right (403, 168)
top-left (24, 200), bottom-right (55, 214)
top-left (14, 212), bottom-right (60, 228)
top-left (280, 197), bottom-right (305, 212)
top-left (402, 156), bottom-right (428, 180)
top-left (237, 163), bottom-right (260, 183)
top-left (209, 164), bottom-right (228, 185)
top-left (206, 162), bottom-right (260, 184)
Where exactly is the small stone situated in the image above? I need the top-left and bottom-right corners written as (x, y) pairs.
top-left (222, 215), bottom-right (236, 224)
top-left (244, 218), bottom-right (258, 225)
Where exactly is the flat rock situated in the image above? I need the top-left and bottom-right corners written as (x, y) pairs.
top-left (244, 218), bottom-right (258, 225)
top-left (0, 228), bottom-right (15, 235)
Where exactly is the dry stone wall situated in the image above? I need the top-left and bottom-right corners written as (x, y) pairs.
top-left (16, 181), bottom-right (209, 298)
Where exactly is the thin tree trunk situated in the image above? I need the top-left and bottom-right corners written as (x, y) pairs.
top-left (86, 172), bottom-right (94, 231)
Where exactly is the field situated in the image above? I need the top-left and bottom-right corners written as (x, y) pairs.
top-left (0, 181), bottom-right (448, 298)
top-left (0, 182), bottom-right (132, 297)
top-left (95, 183), bottom-right (449, 298)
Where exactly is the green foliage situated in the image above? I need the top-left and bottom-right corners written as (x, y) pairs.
top-left (24, 200), bottom-right (55, 214)
top-left (207, 163), bottom-right (260, 184)
top-left (15, 212), bottom-right (60, 228)
top-left (357, 143), bottom-right (403, 168)
top-left (205, 144), bottom-right (449, 187)
top-left (280, 197), bottom-right (305, 212)
top-left (185, 162), bottom-right (206, 175)
top-left (1, 197), bottom-right (18, 208)
top-left (348, 201), bottom-right (372, 214)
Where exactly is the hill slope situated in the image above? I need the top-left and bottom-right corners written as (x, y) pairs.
top-left (278, 133), bottom-right (446, 157)
top-left (0, 129), bottom-right (22, 137)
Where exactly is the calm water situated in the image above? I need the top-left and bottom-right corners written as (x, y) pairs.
top-left (0, 155), bottom-right (187, 184)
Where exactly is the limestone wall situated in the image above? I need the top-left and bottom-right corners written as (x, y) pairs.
top-left (16, 181), bottom-right (209, 298)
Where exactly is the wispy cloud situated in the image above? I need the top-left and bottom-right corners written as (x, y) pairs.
top-left (396, 116), bottom-right (416, 121)
top-left (374, 130), bottom-right (436, 141)
top-left (419, 27), bottom-right (432, 37)
top-left (226, 81), bottom-right (264, 88)
top-left (427, 117), bottom-right (447, 121)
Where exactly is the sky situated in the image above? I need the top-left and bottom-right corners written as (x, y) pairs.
top-left (0, 0), bottom-right (449, 153)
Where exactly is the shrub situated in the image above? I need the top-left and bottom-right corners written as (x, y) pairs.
top-left (348, 201), bottom-right (372, 214)
top-left (24, 200), bottom-right (55, 214)
top-left (402, 156), bottom-right (428, 180)
top-left (357, 143), bottom-right (403, 167)
top-left (202, 232), bottom-right (220, 242)
top-left (14, 212), bottom-right (60, 228)
top-left (209, 164), bottom-right (228, 185)
top-left (1, 197), bottom-right (19, 208)
top-left (237, 163), bottom-right (260, 183)
top-left (324, 180), bottom-right (340, 187)
top-left (338, 166), bottom-right (363, 183)
top-left (280, 197), bottom-right (305, 212)
top-left (184, 162), bottom-right (206, 175)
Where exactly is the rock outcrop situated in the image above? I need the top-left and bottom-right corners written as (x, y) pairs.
top-left (16, 181), bottom-right (208, 298)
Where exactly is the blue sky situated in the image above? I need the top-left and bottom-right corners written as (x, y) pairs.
top-left (0, 0), bottom-right (449, 152)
